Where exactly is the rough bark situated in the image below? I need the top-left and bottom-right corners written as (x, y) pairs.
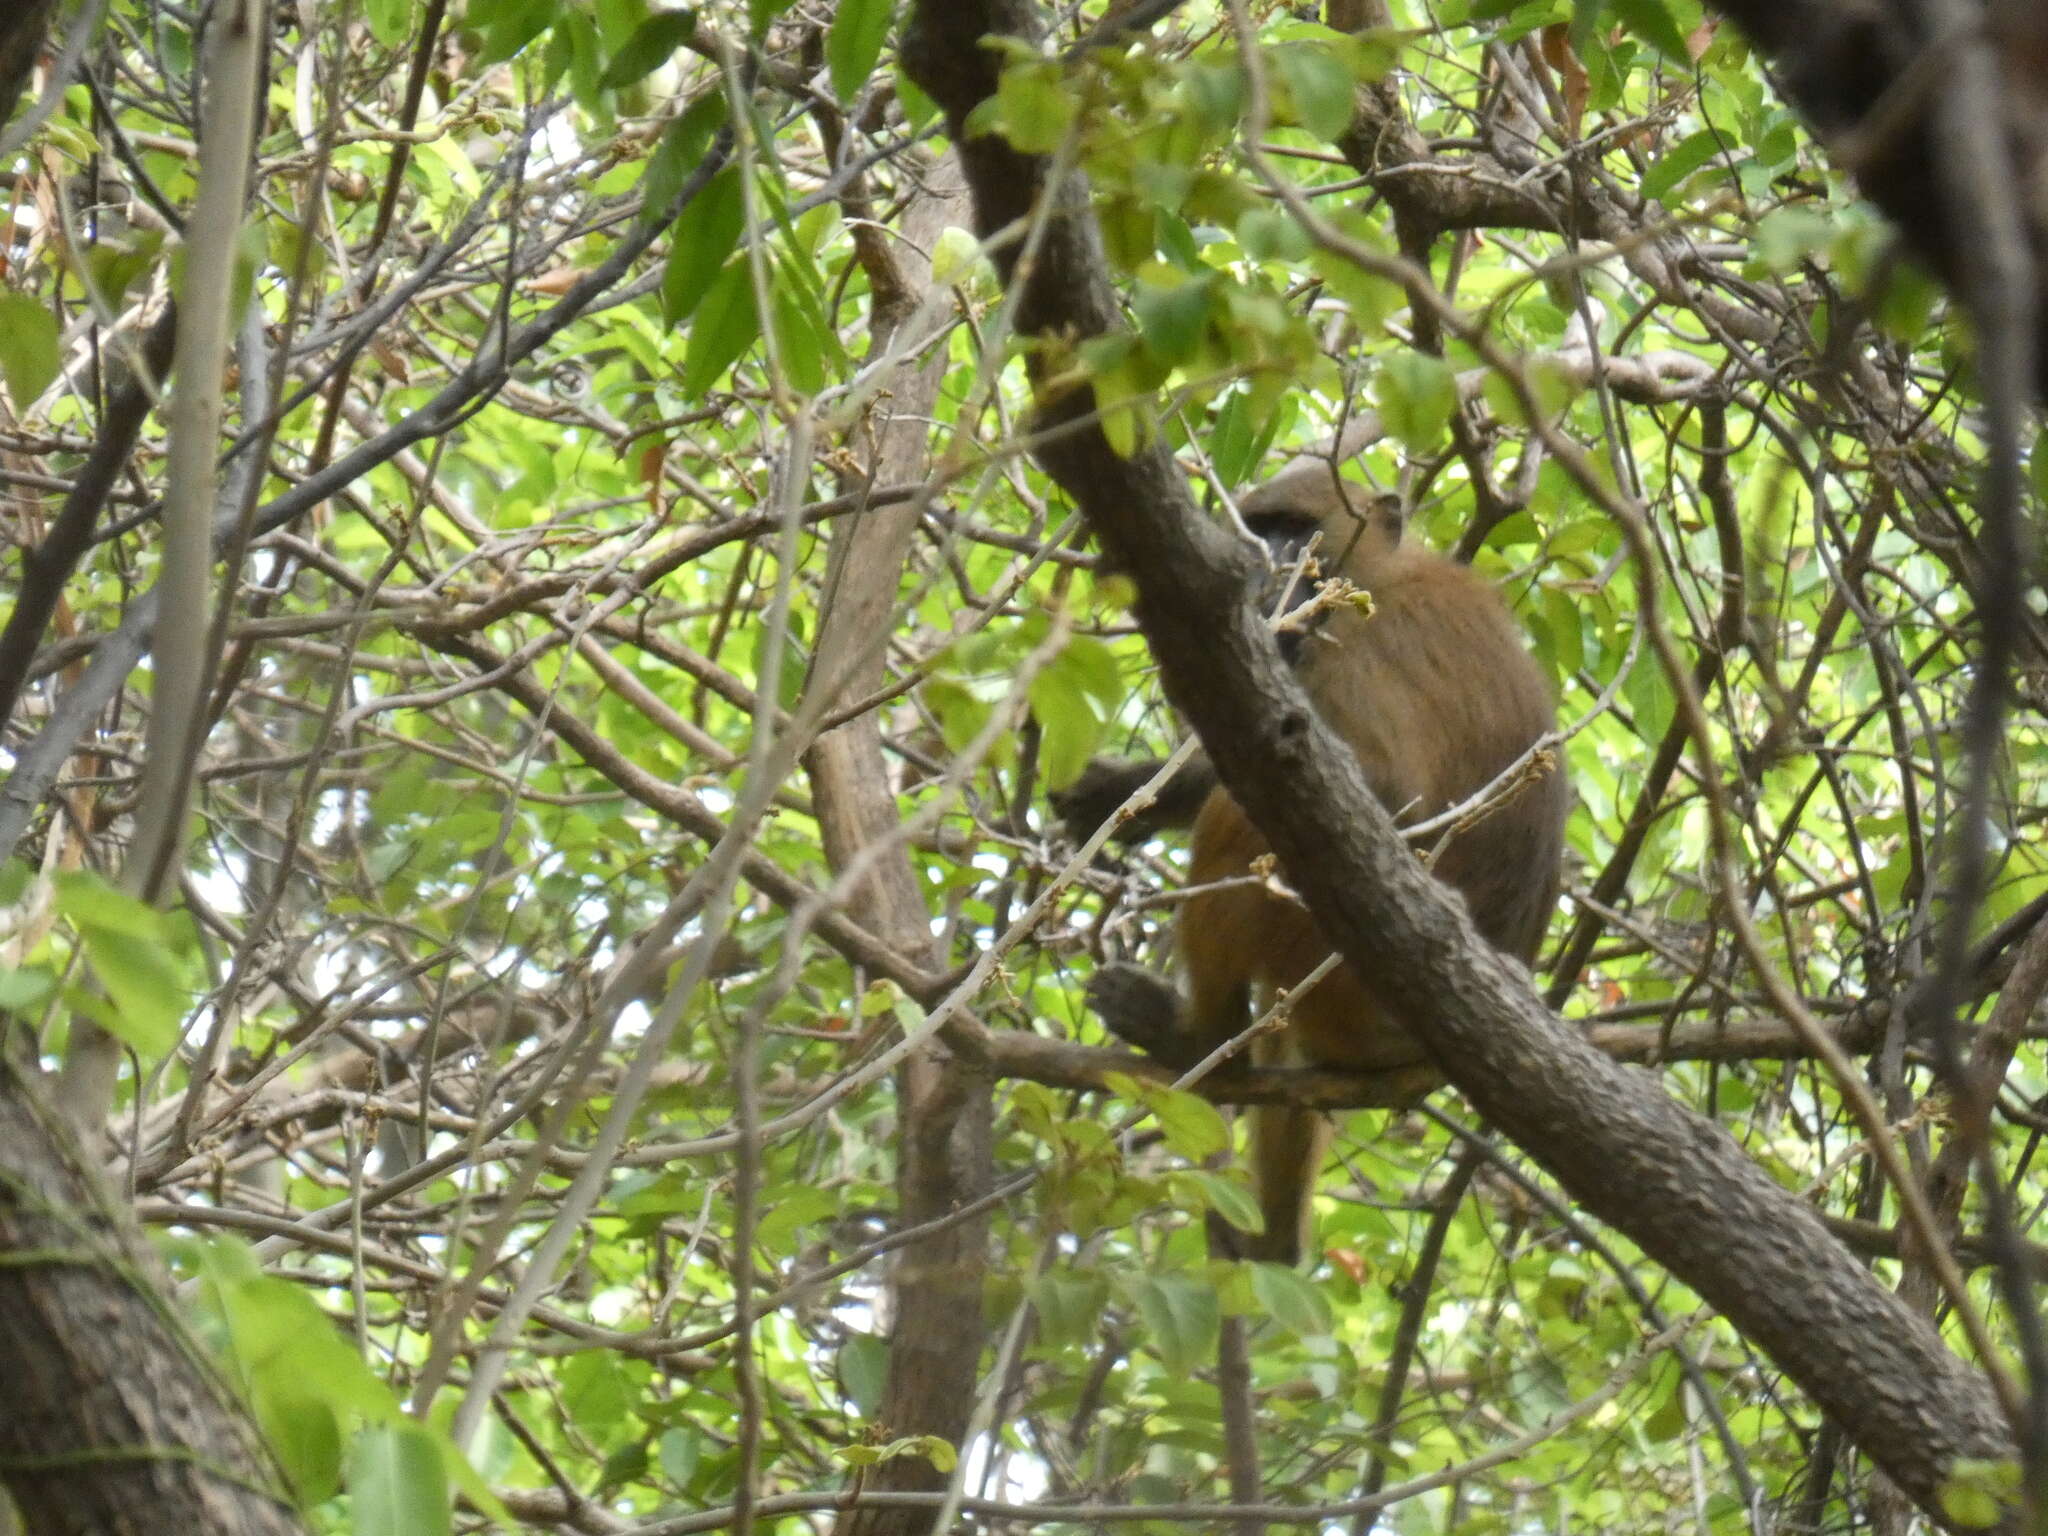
top-left (803, 160), bottom-right (994, 1536)
top-left (0, 0), bottom-right (52, 132)
top-left (1700, 0), bottom-right (2048, 396)
top-left (0, 1062), bottom-right (305, 1536)
top-left (899, 2), bottom-right (2017, 1527)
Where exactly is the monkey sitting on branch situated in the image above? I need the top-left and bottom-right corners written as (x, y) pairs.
top-left (1060, 468), bottom-right (1569, 1266)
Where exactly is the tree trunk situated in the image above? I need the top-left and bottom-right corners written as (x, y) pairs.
top-left (0, 1062), bottom-right (306, 1536)
top-left (804, 159), bottom-right (995, 1536)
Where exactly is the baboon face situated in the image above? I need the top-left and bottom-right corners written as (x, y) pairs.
top-left (1239, 474), bottom-right (1404, 653)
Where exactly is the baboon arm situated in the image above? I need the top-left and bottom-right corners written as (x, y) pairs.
top-left (1050, 754), bottom-right (1219, 844)
top-left (1085, 962), bottom-right (1199, 1067)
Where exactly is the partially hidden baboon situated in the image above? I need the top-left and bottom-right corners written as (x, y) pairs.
top-left (1068, 469), bottom-right (1569, 1265)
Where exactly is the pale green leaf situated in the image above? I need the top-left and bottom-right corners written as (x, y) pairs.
top-left (350, 1423), bottom-right (450, 1536)
top-left (1249, 1261), bottom-right (1334, 1338)
top-left (827, 0), bottom-right (895, 103)
top-left (679, 259), bottom-right (759, 398)
top-left (662, 167), bottom-right (744, 324)
top-left (1372, 351), bottom-right (1457, 452)
top-left (0, 294), bottom-right (60, 409)
top-left (598, 9), bottom-right (694, 90)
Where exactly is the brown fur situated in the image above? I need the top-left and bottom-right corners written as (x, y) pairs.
top-left (1178, 473), bottom-right (1568, 1263)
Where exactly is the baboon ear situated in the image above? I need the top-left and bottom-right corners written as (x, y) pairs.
top-left (1366, 491), bottom-right (1405, 546)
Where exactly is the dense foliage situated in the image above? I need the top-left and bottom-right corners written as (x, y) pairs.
top-left (0, 0), bottom-right (2043, 1533)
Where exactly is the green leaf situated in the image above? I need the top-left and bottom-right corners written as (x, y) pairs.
top-left (201, 1264), bottom-right (392, 1421)
top-left (1133, 276), bottom-right (1215, 366)
top-left (896, 66), bottom-right (938, 130)
top-left (747, 606), bottom-right (807, 710)
top-left (1183, 169), bottom-right (1261, 229)
top-left (1938, 1458), bottom-right (2020, 1530)
top-left (929, 225), bottom-right (983, 287)
top-left (54, 871), bottom-right (193, 1057)
top-left (1624, 656), bottom-right (1676, 744)
top-left (185, 1243), bottom-right (501, 1520)
top-left (1139, 1081), bottom-right (1230, 1162)
top-left (0, 293), bottom-right (60, 409)
top-left (1607, 0), bottom-right (1691, 61)
top-left (642, 95), bottom-right (728, 222)
top-left (987, 62), bottom-right (1075, 154)
top-left (268, 1392), bottom-right (344, 1507)
top-left (1179, 1170), bottom-right (1264, 1235)
top-left (1339, 27), bottom-right (1404, 82)
top-left (1030, 1269), bottom-right (1109, 1349)
top-left (827, 0), bottom-right (894, 103)
top-left (350, 1422), bottom-right (451, 1536)
top-left (1249, 1261), bottom-right (1334, 1338)
top-left (549, 10), bottom-right (602, 108)
top-left (1566, 0), bottom-right (1605, 57)
top-left (834, 1434), bottom-right (958, 1471)
top-left (1548, 519), bottom-right (1607, 559)
top-left (74, 927), bottom-right (186, 1056)
top-left (1641, 128), bottom-right (1726, 203)
top-left (1131, 1274), bottom-right (1220, 1373)
top-left (1097, 193), bottom-right (1157, 272)
top-left (363, 0), bottom-right (412, 48)
top-left (1372, 351), bottom-right (1457, 452)
top-left (473, 0), bottom-right (554, 64)
top-left (662, 167), bottom-right (745, 324)
top-left (611, 1170), bottom-right (699, 1230)
top-left (923, 676), bottom-right (990, 755)
top-left (598, 9), bottom-right (695, 90)
top-left (749, 0), bottom-right (796, 35)
top-left (1640, 1357), bottom-right (1687, 1441)
top-left (1311, 246), bottom-right (1403, 336)
top-left (1537, 585), bottom-right (1586, 677)
top-left (52, 869), bottom-right (165, 939)
top-left (562, 1351), bottom-right (648, 1438)
top-left (0, 966), bottom-right (55, 1010)
top-left (1057, 635), bottom-right (1126, 711)
top-left (1752, 206), bottom-right (1831, 274)
top-left (679, 259), bottom-right (759, 398)
top-left (753, 1184), bottom-right (837, 1251)
top-left (836, 1336), bottom-right (888, 1417)
top-left (1031, 665), bottom-right (1107, 791)
top-left (1869, 261), bottom-right (1940, 343)
top-left (1237, 207), bottom-right (1311, 263)
top-left (267, 1388), bottom-right (345, 1505)
top-left (1088, 346), bottom-right (1153, 459)
top-left (593, 0), bottom-right (651, 51)
top-left (1272, 42), bottom-right (1356, 141)
top-left (595, 1442), bottom-right (650, 1494)
top-left (1182, 62), bottom-right (1245, 135)
top-left (416, 133), bottom-right (482, 199)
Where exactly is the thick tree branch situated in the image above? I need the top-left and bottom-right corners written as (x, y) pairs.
top-left (0, 304), bottom-right (179, 731)
top-left (808, 159), bottom-right (994, 1536)
top-left (989, 980), bottom-right (2048, 1106)
top-left (1699, 0), bottom-right (2048, 395)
